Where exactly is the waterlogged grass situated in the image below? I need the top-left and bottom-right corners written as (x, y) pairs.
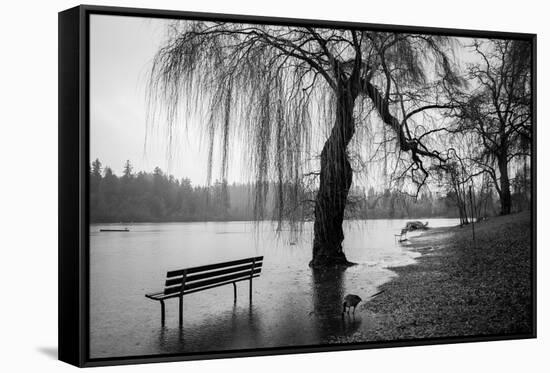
top-left (330, 211), bottom-right (533, 343)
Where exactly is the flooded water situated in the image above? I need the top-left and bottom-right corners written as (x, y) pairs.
top-left (89, 218), bottom-right (458, 358)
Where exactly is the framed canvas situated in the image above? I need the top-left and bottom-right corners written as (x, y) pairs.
top-left (58, 4), bottom-right (536, 367)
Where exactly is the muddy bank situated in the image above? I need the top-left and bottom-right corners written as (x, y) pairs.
top-left (331, 212), bottom-right (533, 343)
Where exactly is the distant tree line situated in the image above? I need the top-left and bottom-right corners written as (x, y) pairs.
top-left (90, 159), bottom-right (245, 222)
top-left (89, 159), bottom-right (528, 224)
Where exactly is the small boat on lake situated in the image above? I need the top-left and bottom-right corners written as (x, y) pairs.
top-left (100, 228), bottom-right (130, 232)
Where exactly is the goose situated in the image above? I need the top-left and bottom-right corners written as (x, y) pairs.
top-left (342, 294), bottom-right (362, 314)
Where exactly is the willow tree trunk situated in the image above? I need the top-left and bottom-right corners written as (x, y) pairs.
top-left (310, 83), bottom-right (357, 268)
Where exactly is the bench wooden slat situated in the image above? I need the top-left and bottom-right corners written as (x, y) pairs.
top-left (165, 262), bottom-right (263, 287)
top-left (145, 291), bottom-right (165, 300)
top-left (180, 275), bottom-right (260, 296)
top-left (147, 275), bottom-right (260, 300)
top-left (164, 268), bottom-right (262, 295)
top-left (166, 256), bottom-right (263, 277)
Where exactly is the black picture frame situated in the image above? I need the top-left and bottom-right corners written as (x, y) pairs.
top-left (59, 4), bottom-right (537, 367)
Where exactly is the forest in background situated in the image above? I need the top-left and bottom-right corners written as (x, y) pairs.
top-left (89, 159), bottom-right (530, 223)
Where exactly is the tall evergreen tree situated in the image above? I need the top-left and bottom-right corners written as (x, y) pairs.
top-left (123, 160), bottom-right (133, 179)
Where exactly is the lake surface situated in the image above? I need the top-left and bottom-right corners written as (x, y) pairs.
top-left (89, 219), bottom-right (458, 358)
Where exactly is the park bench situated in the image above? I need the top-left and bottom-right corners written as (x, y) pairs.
top-left (145, 256), bottom-right (263, 326)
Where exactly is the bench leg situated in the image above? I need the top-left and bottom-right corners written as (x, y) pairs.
top-left (160, 300), bottom-right (166, 326)
top-left (249, 278), bottom-right (253, 302)
top-left (233, 282), bottom-right (237, 302)
top-left (179, 296), bottom-right (183, 326)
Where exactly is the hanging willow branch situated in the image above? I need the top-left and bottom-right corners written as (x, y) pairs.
top-left (147, 20), bottom-right (463, 226)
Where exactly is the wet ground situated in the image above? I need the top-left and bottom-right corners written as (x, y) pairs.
top-left (89, 219), bottom-right (458, 358)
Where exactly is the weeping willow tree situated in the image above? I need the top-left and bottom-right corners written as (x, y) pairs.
top-left (148, 21), bottom-right (462, 267)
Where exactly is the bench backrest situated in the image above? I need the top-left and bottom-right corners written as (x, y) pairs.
top-left (163, 256), bottom-right (264, 296)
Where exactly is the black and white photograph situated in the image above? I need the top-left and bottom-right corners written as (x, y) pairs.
top-left (5, 0), bottom-right (550, 371)
top-left (85, 9), bottom-right (534, 361)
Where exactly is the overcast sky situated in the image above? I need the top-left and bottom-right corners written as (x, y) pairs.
top-left (90, 14), bottom-right (225, 184)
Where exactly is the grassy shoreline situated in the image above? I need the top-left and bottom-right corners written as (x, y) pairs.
top-left (336, 212), bottom-right (533, 343)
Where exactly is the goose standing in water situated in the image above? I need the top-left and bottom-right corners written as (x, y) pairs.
top-left (342, 294), bottom-right (362, 314)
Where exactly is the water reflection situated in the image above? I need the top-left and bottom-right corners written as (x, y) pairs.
top-left (311, 267), bottom-right (362, 340)
top-left (155, 303), bottom-right (263, 354)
